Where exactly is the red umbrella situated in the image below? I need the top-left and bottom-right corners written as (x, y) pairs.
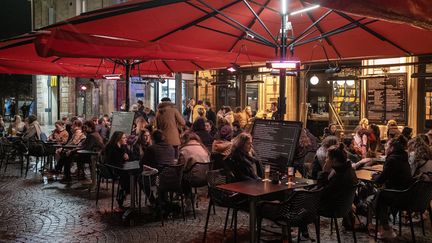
top-left (40, 0), bottom-right (432, 62)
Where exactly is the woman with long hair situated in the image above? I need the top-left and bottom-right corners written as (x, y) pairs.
top-left (104, 131), bottom-right (130, 207)
top-left (228, 132), bottom-right (263, 181)
top-left (407, 136), bottom-right (432, 179)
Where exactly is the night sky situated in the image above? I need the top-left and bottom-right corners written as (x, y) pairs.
top-left (0, 0), bottom-right (31, 40)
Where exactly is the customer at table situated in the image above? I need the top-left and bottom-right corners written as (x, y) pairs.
top-left (372, 135), bottom-right (413, 239)
top-left (192, 118), bottom-right (213, 151)
top-left (104, 131), bottom-right (130, 207)
top-left (8, 115), bottom-right (26, 136)
top-left (352, 126), bottom-right (369, 159)
top-left (96, 117), bottom-right (110, 144)
top-left (227, 132), bottom-right (263, 181)
top-left (317, 143), bottom-right (358, 222)
top-left (408, 136), bottom-right (432, 180)
top-left (179, 131), bottom-right (210, 171)
top-left (141, 130), bottom-right (176, 172)
top-left (48, 121), bottom-right (69, 144)
top-left (128, 128), bottom-right (152, 161)
top-left (212, 125), bottom-right (233, 158)
top-left (311, 136), bottom-right (339, 179)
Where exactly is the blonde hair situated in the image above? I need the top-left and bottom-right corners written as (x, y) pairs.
top-left (359, 118), bottom-right (369, 128)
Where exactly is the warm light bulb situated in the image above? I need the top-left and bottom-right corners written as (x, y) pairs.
top-left (310, 75), bottom-right (319, 85)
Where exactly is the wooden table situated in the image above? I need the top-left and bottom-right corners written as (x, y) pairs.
top-left (356, 164), bottom-right (384, 181)
top-left (217, 177), bottom-right (316, 243)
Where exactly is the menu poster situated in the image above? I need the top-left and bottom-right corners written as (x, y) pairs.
top-left (110, 112), bottom-right (135, 138)
top-left (251, 119), bottom-right (302, 173)
top-left (366, 73), bottom-right (407, 125)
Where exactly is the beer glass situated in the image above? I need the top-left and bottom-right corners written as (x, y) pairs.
top-left (287, 167), bottom-right (294, 184)
top-left (264, 165), bottom-right (270, 181)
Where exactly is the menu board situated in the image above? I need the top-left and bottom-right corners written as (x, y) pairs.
top-left (110, 112), bottom-right (135, 138)
top-left (366, 73), bottom-right (407, 125)
top-left (251, 119), bottom-right (302, 172)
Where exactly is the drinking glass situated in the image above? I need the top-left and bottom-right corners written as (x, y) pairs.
top-left (287, 167), bottom-right (294, 184)
top-left (264, 165), bottom-right (270, 181)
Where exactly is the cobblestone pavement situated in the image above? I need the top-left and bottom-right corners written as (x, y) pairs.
top-left (0, 161), bottom-right (431, 243)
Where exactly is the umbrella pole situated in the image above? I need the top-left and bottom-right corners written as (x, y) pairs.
top-left (278, 10), bottom-right (288, 120)
top-left (195, 71), bottom-right (199, 101)
top-left (125, 61), bottom-right (131, 112)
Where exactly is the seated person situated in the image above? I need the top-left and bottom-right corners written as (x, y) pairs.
top-left (128, 128), bottom-right (152, 161)
top-left (179, 131), bottom-right (210, 171)
top-left (141, 130), bottom-right (176, 172)
top-left (311, 136), bottom-right (339, 179)
top-left (227, 132), bottom-right (263, 181)
top-left (48, 120), bottom-right (69, 144)
top-left (212, 125), bottom-right (233, 158)
top-left (407, 136), bottom-right (432, 181)
top-left (372, 135), bottom-right (413, 239)
top-left (104, 131), bottom-right (130, 207)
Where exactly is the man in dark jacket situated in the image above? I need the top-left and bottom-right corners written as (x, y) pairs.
top-left (205, 101), bottom-right (216, 125)
top-left (141, 130), bottom-right (176, 172)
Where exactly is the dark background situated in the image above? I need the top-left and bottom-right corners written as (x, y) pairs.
top-left (0, 0), bottom-right (31, 39)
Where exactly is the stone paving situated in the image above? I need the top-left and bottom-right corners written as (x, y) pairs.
top-left (0, 161), bottom-right (431, 243)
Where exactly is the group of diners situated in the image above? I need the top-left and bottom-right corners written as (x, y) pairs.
top-left (291, 117), bottom-right (432, 240)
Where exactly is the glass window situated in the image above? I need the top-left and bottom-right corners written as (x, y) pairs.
top-left (330, 79), bottom-right (360, 127)
top-left (158, 79), bottom-right (176, 103)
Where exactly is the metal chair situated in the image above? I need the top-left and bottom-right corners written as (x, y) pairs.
top-left (183, 161), bottom-right (212, 219)
top-left (374, 180), bottom-right (432, 243)
top-left (257, 188), bottom-right (323, 243)
top-left (95, 163), bottom-right (119, 214)
top-left (203, 169), bottom-right (247, 243)
top-left (318, 184), bottom-right (358, 243)
top-left (157, 164), bottom-right (186, 221)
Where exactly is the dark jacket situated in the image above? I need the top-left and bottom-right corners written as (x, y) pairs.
top-left (318, 162), bottom-right (358, 211)
top-left (141, 142), bottom-right (176, 171)
top-left (206, 109), bottom-right (217, 125)
top-left (80, 132), bottom-right (104, 152)
top-left (228, 150), bottom-right (263, 181)
top-left (96, 124), bottom-right (110, 143)
top-left (373, 146), bottom-right (413, 190)
top-left (104, 144), bottom-right (128, 167)
top-left (193, 118), bottom-right (214, 150)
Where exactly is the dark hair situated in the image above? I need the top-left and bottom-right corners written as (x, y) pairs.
top-left (137, 100), bottom-right (143, 105)
top-left (234, 106), bottom-right (242, 113)
top-left (205, 101), bottom-right (211, 107)
top-left (327, 143), bottom-right (348, 168)
top-left (152, 130), bottom-right (165, 143)
top-left (271, 102), bottom-right (277, 106)
top-left (181, 131), bottom-right (202, 145)
top-left (192, 118), bottom-right (206, 132)
top-left (223, 106), bottom-right (232, 113)
top-left (137, 129), bottom-right (151, 145)
top-left (419, 134), bottom-right (430, 145)
top-left (28, 115), bottom-right (37, 124)
top-left (83, 120), bottom-right (96, 132)
top-left (98, 117), bottom-right (105, 124)
top-left (232, 120), bottom-right (241, 129)
top-left (387, 135), bottom-right (407, 152)
top-left (106, 131), bottom-right (124, 149)
top-left (321, 135), bottom-right (339, 148)
top-left (54, 120), bottom-right (64, 126)
top-left (197, 100), bottom-right (203, 105)
top-left (161, 97), bottom-right (171, 102)
top-left (72, 119), bottom-right (83, 128)
top-left (402, 127), bottom-right (413, 139)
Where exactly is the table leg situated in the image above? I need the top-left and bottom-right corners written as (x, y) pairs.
top-left (249, 197), bottom-right (257, 243)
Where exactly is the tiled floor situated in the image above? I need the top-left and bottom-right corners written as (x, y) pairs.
top-left (0, 160), bottom-right (431, 243)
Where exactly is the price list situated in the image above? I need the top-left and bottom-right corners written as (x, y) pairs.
top-left (366, 73), bottom-right (406, 124)
top-left (251, 119), bottom-right (302, 172)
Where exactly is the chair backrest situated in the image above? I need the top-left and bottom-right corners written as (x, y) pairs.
top-left (185, 162), bottom-right (212, 188)
top-left (211, 153), bottom-right (225, 170)
top-left (158, 164), bottom-right (184, 192)
top-left (271, 188), bottom-right (323, 225)
top-left (409, 180), bottom-right (432, 211)
top-left (320, 184), bottom-right (357, 218)
top-left (206, 169), bottom-right (227, 188)
top-left (96, 163), bottom-right (116, 180)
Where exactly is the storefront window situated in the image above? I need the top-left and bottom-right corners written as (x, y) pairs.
top-left (330, 79), bottom-right (360, 127)
top-left (158, 79), bottom-right (176, 103)
top-left (246, 83), bottom-right (258, 114)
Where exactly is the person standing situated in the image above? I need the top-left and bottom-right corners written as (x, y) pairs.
top-left (156, 97), bottom-right (186, 157)
top-left (183, 98), bottom-right (195, 124)
top-left (205, 101), bottom-right (216, 125)
top-left (270, 102), bottom-right (280, 120)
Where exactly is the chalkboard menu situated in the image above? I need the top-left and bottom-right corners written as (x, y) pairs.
top-left (251, 119), bottom-right (302, 172)
top-left (110, 112), bottom-right (135, 138)
top-left (366, 73), bottom-right (407, 125)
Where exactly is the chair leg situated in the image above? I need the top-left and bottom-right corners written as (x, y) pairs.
top-left (334, 218), bottom-right (341, 243)
top-left (420, 212), bottom-right (425, 236)
top-left (180, 194), bottom-right (185, 221)
top-left (351, 212), bottom-right (357, 243)
top-left (25, 155), bottom-right (30, 178)
top-left (230, 209), bottom-right (235, 229)
top-left (190, 192), bottom-right (196, 219)
top-left (95, 174), bottom-right (101, 205)
top-left (169, 192), bottom-right (174, 222)
top-left (315, 216), bottom-right (321, 243)
top-left (429, 205), bottom-right (432, 232)
top-left (297, 227), bottom-right (301, 243)
top-left (194, 187), bottom-right (198, 208)
top-left (4, 155), bottom-right (9, 173)
top-left (330, 217), bottom-right (333, 234)
top-left (213, 204), bottom-right (216, 215)
top-left (257, 216), bottom-right (262, 242)
top-left (203, 200), bottom-right (213, 242)
top-left (408, 211), bottom-right (416, 243)
top-left (375, 212), bottom-right (379, 242)
top-left (399, 211), bottom-right (402, 235)
top-left (233, 209), bottom-right (238, 243)
top-left (223, 208), bottom-right (230, 235)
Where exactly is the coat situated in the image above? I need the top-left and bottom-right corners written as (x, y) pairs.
top-left (156, 102), bottom-right (186, 146)
top-left (373, 146), bottom-right (413, 190)
top-left (141, 142), bottom-right (176, 171)
top-left (179, 140), bottom-right (210, 171)
top-left (228, 150), bottom-right (263, 181)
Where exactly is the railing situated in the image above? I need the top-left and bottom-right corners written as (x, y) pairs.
top-left (328, 102), bottom-right (345, 132)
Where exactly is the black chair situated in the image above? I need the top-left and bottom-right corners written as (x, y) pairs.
top-left (318, 184), bottom-right (358, 243)
top-left (203, 169), bottom-right (246, 243)
top-left (374, 180), bottom-right (432, 243)
top-left (183, 162), bottom-right (212, 219)
top-left (2, 138), bottom-right (26, 176)
top-left (257, 188), bottom-right (323, 243)
top-left (95, 163), bottom-right (119, 214)
top-left (157, 164), bottom-right (186, 221)
top-left (25, 140), bottom-right (46, 178)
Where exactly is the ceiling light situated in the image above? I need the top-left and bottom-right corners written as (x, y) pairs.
top-left (337, 80), bottom-right (345, 86)
top-left (346, 80), bottom-right (355, 86)
top-left (310, 75), bottom-right (319, 85)
top-left (290, 5), bottom-right (320, 16)
top-left (227, 63), bottom-right (240, 72)
top-left (80, 85), bottom-right (87, 91)
top-left (266, 60), bottom-right (300, 69)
